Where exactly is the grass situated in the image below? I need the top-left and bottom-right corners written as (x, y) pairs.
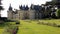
top-left (17, 20), bottom-right (60, 34)
top-left (0, 28), bottom-right (4, 34)
top-left (0, 19), bottom-right (60, 34)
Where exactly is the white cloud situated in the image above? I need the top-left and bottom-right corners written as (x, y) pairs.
top-left (1, 0), bottom-right (51, 17)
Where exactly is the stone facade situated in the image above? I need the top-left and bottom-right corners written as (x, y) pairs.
top-left (29, 10), bottom-right (35, 19)
top-left (7, 10), bottom-right (13, 19)
top-left (8, 9), bottom-right (36, 20)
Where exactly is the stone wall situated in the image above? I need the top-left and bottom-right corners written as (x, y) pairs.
top-left (29, 10), bottom-right (35, 19)
top-left (8, 10), bottom-right (42, 20)
top-left (7, 10), bottom-right (13, 19)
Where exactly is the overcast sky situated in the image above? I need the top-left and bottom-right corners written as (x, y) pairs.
top-left (1, 0), bottom-right (51, 17)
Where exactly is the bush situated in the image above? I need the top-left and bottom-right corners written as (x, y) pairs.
top-left (16, 21), bottom-right (20, 24)
top-left (56, 9), bottom-right (60, 18)
top-left (6, 25), bottom-right (18, 34)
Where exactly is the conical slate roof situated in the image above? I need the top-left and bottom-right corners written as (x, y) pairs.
top-left (8, 4), bottom-right (13, 11)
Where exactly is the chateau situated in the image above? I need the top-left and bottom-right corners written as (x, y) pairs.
top-left (7, 0), bottom-right (60, 20)
top-left (8, 4), bottom-right (44, 20)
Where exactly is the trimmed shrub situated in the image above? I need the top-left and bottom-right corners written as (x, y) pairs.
top-left (6, 25), bottom-right (19, 34)
top-left (16, 21), bottom-right (20, 24)
top-left (57, 25), bottom-right (60, 27)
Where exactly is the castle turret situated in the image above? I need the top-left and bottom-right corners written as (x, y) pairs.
top-left (7, 4), bottom-right (13, 19)
top-left (9, 4), bottom-right (12, 11)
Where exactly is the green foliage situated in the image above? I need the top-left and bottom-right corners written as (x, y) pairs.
top-left (0, 22), bottom-right (17, 34)
top-left (56, 9), bottom-right (60, 18)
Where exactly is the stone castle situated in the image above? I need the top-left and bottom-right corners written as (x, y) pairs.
top-left (7, 4), bottom-right (44, 20)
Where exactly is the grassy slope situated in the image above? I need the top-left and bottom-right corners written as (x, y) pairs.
top-left (17, 20), bottom-right (60, 34)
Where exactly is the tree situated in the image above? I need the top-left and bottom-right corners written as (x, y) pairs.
top-left (0, 0), bottom-right (4, 17)
top-left (56, 9), bottom-right (60, 18)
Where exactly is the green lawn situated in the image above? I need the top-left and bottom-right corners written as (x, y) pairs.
top-left (0, 19), bottom-right (60, 34)
top-left (17, 20), bottom-right (60, 34)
